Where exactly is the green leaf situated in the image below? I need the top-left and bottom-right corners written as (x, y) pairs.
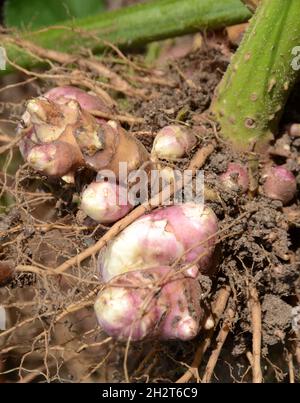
top-left (4, 0), bottom-right (106, 29)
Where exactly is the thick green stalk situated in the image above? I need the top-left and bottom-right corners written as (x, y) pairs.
top-left (211, 0), bottom-right (300, 149)
top-left (1, 0), bottom-right (250, 75)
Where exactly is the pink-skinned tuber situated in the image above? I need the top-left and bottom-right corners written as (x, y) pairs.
top-left (98, 202), bottom-right (218, 282)
top-left (94, 265), bottom-right (203, 341)
top-left (151, 125), bottom-right (197, 160)
top-left (219, 162), bottom-right (249, 193)
top-left (45, 86), bottom-right (111, 114)
top-left (95, 202), bottom-right (218, 341)
top-left (80, 180), bottom-right (132, 224)
top-left (19, 86), bottom-right (149, 182)
top-left (261, 166), bottom-right (297, 205)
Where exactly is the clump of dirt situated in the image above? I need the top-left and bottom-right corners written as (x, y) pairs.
top-left (0, 36), bottom-right (299, 383)
top-left (262, 294), bottom-right (292, 346)
top-left (134, 47), bottom-right (227, 133)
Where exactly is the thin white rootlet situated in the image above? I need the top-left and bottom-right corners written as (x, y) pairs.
top-left (0, 47), bottom-right (6, 70)
top-left (0, 306), bottom-right (6, 330)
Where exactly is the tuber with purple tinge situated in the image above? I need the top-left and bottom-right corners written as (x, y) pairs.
top-left (94, 202), bottom-right (218, 341)
top-left (27, 141), bottom-right (81, 178)
top-left (19, 86), bottom-right (149, 182)
top-left (261, 166), bottom-right (297, 205)
top-left (94, 265), bottom-right (203, 341)
top-left (151, 125), bottom-right (197, 160)
top-left (80, 181), bottom-right (132, 224)
top-left (98, 202), bottom-right (218, 282)
top-left (45, 86), bottom-right (111, 115)
top-left (219, 162), bottom-right (249, 193)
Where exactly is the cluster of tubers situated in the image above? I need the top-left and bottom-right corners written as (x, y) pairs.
top-left (15, 86), bottom-right (297, 341)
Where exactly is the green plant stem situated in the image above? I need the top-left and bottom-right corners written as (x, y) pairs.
top-left (211, 0), bottom-right (300, 149)
top-left (1, 0), bottom-right (251, 75)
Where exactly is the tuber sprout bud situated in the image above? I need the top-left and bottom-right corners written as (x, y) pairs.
top-left (98, 203), bottom-right (218, 282)
top-left (152, 125), bottom-right (197, 160)
top-left (27, 141), bottom-right (78, 177)
top-left (219, 162), bottom-right (249, 193)
top-left (94, 265), bottom-right (203, 341)
top-left (81, 181), bottom-right (132, 224)
top-left (25, 98), bottom-right (80, 143)
top-left (262, 166), bottom-right (297, 205)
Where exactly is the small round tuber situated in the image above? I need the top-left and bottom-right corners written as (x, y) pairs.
top-left (219, 162), bottom-right (249, 193)
top-left (80, 181), bottom-right (132, 224)
top-left (19, 86), bottom-right (149, 181)
top-left (151, 125), bottom-right (197, 160)
top-left (261, 166), bottom-right (297, 205)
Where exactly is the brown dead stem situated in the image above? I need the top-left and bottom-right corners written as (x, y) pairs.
top-left (176, 285), bottom-right (231, 383)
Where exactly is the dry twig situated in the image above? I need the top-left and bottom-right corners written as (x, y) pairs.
top-left (176, 285), bottom-right (231, 383)
top-left (249, 286), bottom-right (263, 383)
top-left (201, 307), bottom-right (235, 383)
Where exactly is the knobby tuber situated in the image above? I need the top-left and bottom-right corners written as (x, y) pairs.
top-left (19, 86), bottom-right (149, 183)
top-left (95, 203), bottom-right (218, 341)
top-left (94, 265), bottom-right (203, 341)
